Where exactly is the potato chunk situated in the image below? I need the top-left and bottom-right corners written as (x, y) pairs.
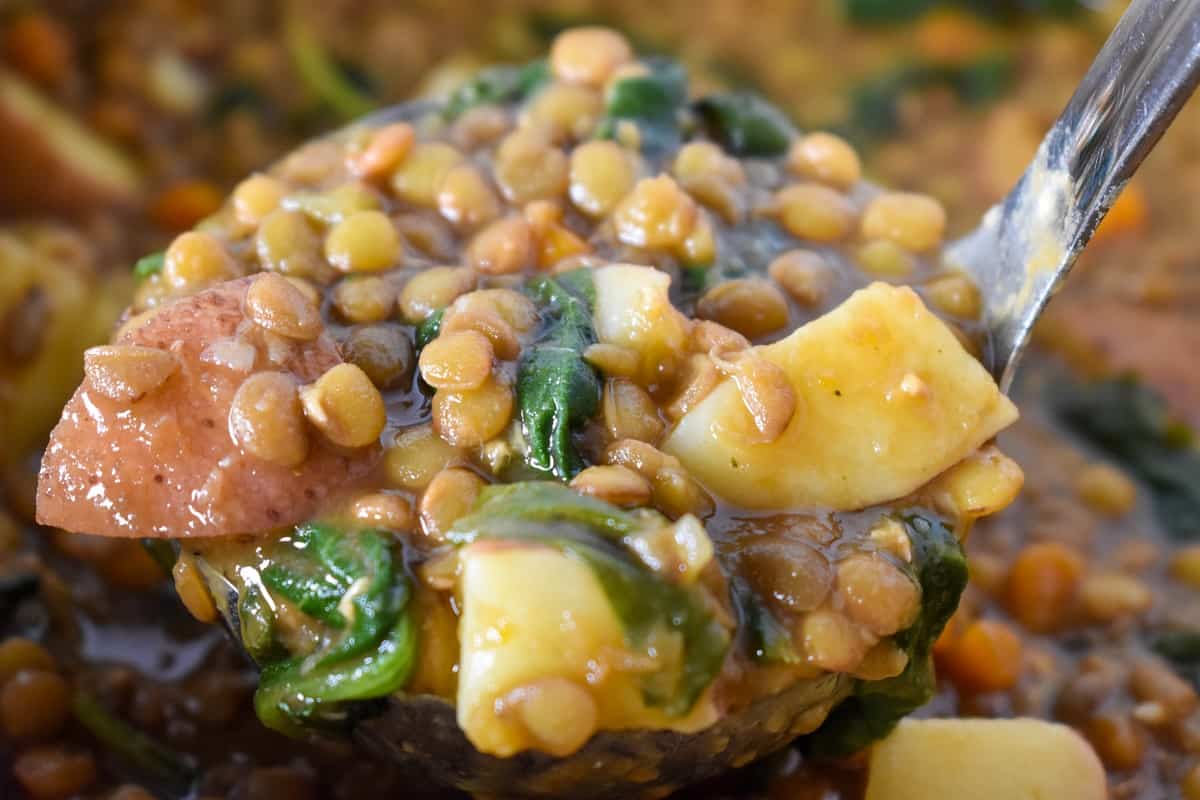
top-left (865, 718), bottom-right (1106, 800)
top-left (592, 264), bottom-right (690, 386)
top-left (455, 542), bottom-right (718, 758)
top-left (664, 283), bottom-right (1017, 510)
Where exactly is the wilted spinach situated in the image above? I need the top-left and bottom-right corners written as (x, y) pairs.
top-left (443, 60), bottom-right (550, 120)
top-left (515, 271), bottom-right (602, 480)
top-left (252, 524), bottom-right (417, 737)
top-left (693, 92), bottom-right (794, 157)
top-left (597, 56), bottom-right (688, 156)
top-left (1053, 376), bottom-right (1200, 541)
top-left (804, 513), bottom-right (968, 757)
top-left (448, 481), bottom-right (730, 715)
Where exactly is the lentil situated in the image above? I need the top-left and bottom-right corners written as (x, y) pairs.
top-left (163, 231), bottom-right (234, 291)
top-left (419, 467), bottom-right (486, 541)
top-left (83, 345), bottom-right (177, 403)
top-left (466, 216), bottom-right (535, 274)
top-left (228, 372), bottom-right (309, 468)
top-left (245, 273), bottom-right (323, 340)
top-left (390, 142), bottom-right (464, 206)
top-left (1074, 462), bottom-right (1138, 517)
top-left (570, 465), bottom-right (653, 507)
top-left (351, 492), bottom-right (416, 532)
top-left (1006, 542), bottom-right (1085, 633)
top-left (861, 192), bottom-right (947, 252)
top-left (0, 670), bottom-right (70, 739)
top-left (343, 324), bottom-right (414, 389)
top-left (767, 250), bottom-right (834, 306)
top-left (569, 140), bottom-right (637, 218)
top-left (301, 363), bottom-right (387, 448)
top-left (419, 330), bottom-right (495, 390)
top-left (324, 210), bottom-right (402, 273)
top-left (384, 424), bottom-right (462, 491)
top-left (775, 183), bottom-right (856, 243)
top-left (787, 132), bottom-right (862, 190)
top-left (550, 27), bottom-right (633, 87)
top-left (437, 164), bottom-right (502, 230)
top-left (431, 374), bottom-right (514, 447)
top-left (13, 747), bottom-right (97, 800)
top-left (397, 265), bottom-right (477, 323)
top-left (330, 275), bottom-right (396, 324)
top-left (696, 279), bottom-right (790, 340)
top-left (347, 122), bottom-right (416, 180)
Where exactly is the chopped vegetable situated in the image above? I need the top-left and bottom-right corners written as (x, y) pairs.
top-left (72, 691), bottom-right (196, 794)
top-left (448, 481), bottom-right (642, 543)
top-left (516, 271), bottom-right (602, 480)
top-left (1053, 376), bottom-right (1200, 541)
top-left (598, 56), bottom-right (687, 156)
top-left (848, 54), bottom-right (1014, 140)
top-left (414, 308), bottom-right (444, 350)
top-left (443, 60), bottom-right (550, 120)
top-left (804, 513), bottom-right (968, 757)
top-left (692, 92), bottom-right (794, 157)
top-left (449, 481), bottom-right (730, 714)
top-left (252, 525), bottom-right (418, 737)
top-left (133, 251), bottom-right (165, 281)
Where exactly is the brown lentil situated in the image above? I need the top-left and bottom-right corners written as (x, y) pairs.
top-left (856, 239), bottom-right (917, 279)
top-left (613, 175), bottom-right (698, 249)
top-left (767, 250), bottom-right (835, 307)
top-left (343, 324), bottom-right (414, 390)
top-left (163, 231), bottom-right (234, 291)
top-left (13, 747), bottom-right (97, 800)
top-left (550, 27), bottom-right (633, 87)
top-left (83, 345), bottom-right (177, 403)
top-left (301, 363), bottom-right (387, 448)
top-left (384, 424), bottom-right (462, 491)
top-left (431, 374), bottom-right (515, 448)
top-left (330, 275), bottom-right (396, 324)
top-left (602, 378), bottom-right (665, 444)
top-left (924, 271), bottom-right (982, 320)
top-left (861, 192), bottom-right (947, 253)
top-left (1079, 572), bottom-right (1152, 622)
top-left (324, 209), bottom-right (402, 273)
top-left (0, 669), bottom-right (70, 739)
top-left (390, 142), bottom-right (464, 206)
top-left (570, 465), bottom-right (653, 507)
top-left (787, 132), bottom-right (862, 190)
top-left (231, 174), bottom-right (286, 227)
top-left (509, 678), bottom-right (598, 758)
top-left (1171, 546), bottom-right (1200, 589)
top-left (245, 273), bottom-right (323, 340)
top-left (419, 330), bottom-right (495, 391)
top-left (173, 552), bottom-right (218, 623)
top-left (696, 279), bottom-right (790, 340)
top-left (1074, 462), bottom-right (1138, 517)
top-left (569, 140), bottom-right (637, 218)
top-left (494, 128), bottom-right (569, 204)
top-left (775, 183), bottom-right (855, 243)
top-left (254, 210), bottom-right (331, 282)
top-left (419, 467), bottom-right (486, 541)
top-left (0, 639), bottom-right (56, 687)
top-left (437, 164), bottom-right (502, 230)
top-left (397, 265), bottom-right (477, 323)
top-left (228, 372), bottom-right (309, 468)
top-left (836, 551), bottom-right (921, 636)
top-left (351, 492), bottom-right (416, 533)
top-left (466, 215), bottom-right (535, 275)
top-left (347, 122), bottom-right (415, 180)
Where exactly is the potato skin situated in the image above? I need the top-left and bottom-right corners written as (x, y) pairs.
top-left (354, 674), bottom-right (850, 799)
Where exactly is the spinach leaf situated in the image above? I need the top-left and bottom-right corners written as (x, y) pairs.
top-left (598, 56), bottom-right (688, 157)
top-left (443, 60), bottom-right (550, 120)
top-left (252, 526), bottom-right (417, 737)
top-left (448, 481), bottom-right (730, 715)
top-left (73, 691), bottom-right (196, 795)
top-left (448, 481), bottom-right (642, 543)
top-left (733, 578), bottom-right (803, 664)
top-left (804, 513), bottom-right (968, 757)
top-left (414, 308), bottom-right (444, 350)
top-left (847, 54), bottom-right (1014, 140)
top-left (516, 272), bottom-right (602, 480)
top-left (133, 252), bottom-right (165, 282)
top-left (1052, 376), bottom-right (1200, 540)
top-left (692, 92), bottom-right (794, 157)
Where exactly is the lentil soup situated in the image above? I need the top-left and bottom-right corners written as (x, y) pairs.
top-left (1, 3), bottom-right (1199, 800)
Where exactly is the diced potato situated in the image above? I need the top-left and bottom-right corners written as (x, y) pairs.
top-left (865, 718), bottom-right (1107, 800)
top-left (592, 264), bottom-right (691, 386)
top-left (455, 542), bottom-right (718, 757)
top-left (664, 283), bottom-right (1017, 510)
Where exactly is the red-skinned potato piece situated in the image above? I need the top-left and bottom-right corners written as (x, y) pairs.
top-left (36, 277), bottom-right (380, 538)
